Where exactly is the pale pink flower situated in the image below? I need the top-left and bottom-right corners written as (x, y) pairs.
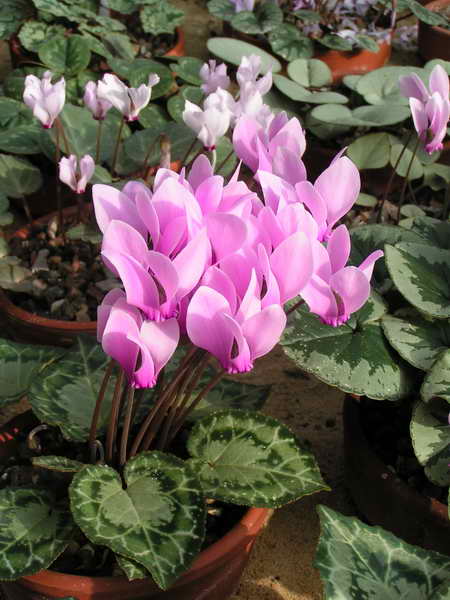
top-left (59, 154), bottom-right (95, 194)
top-left (23, 70), bottom-right (65, 129)
top-left (97, 73), bottom-right (160, 121)
top-left (183, 98), bottom-right (231, 150)
top-left (200, 60), bottom-right (230, 95)
top-left (84, 81), bottom-right (112, 120)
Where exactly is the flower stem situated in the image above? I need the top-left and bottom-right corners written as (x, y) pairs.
top-left (56, 118), bottom-right (70, 155)
top-left (119, 385), bottom-right (135, 467)
top-left (141, 134), bottom-right (161, 179)
top-left (286, 298), bottom-right (305, 316)
top-left (211, 149), bottom-right (217, 172)
top-left (95, 119), bottom-right (103, 164)
top-left (376, 132), bottom-right (413, 223)
top-left (21, 196), bottom-right (32, 225)
top-left (105, 368), bottom-right (125, 464)
top-left (55, 124), bottom-right (64, 236)
top-left (166, 369), bottom-right (226, 447)
top-left (89, 360), bottom-right (114, 463)
top-left (111, 118), bottom-right (125, 178)
top-left (397, 136), bottom-right (421, 223)
top-left (181, 137), bottom-right (198, 167)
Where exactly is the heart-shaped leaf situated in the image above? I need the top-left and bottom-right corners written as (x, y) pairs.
top-left (354, 34), bottom-right (380, 52)
top-left (28, 335), bottom-right (116, 442)
top-left (273, 75), bottom-right (348, 103)
top-left (116, 554), bottom-right (150, 581)
top-left (167, 86), bottom-right (203, 122)
top-left (124, 122), bottom-right (196, 167)
top-left (207, 37), bottom-right (281, 73)
top-left (38, 35), bottom-right (91, 78)
top-left (0, 338), bottom-right (63, 405)
top-left (319, 34), bottom-right (354, 51)
top-left (390, 144), bottom-right (424, 180)
top-left (0, 153), bottom-right (43, 198)
top-left (356, 65), bottom-right (424, 106)
top-left (138, 103), bottom-right (170, 129)
top-left (315, 506), bottom-right (450, 599)
top-left (269, 24), bottom-right (314, 60)
top-left (406, 0), bottom-right (449, 26)
top-left (32, 456), bottom-right (85, 473)
top-left (410, 399), bottom-right (450, 486)
top-left (409, 217), bottom-right (450, 250)
top-left (231, 2), bottom-right (283, 34)
top-left (421, 348), bottom-right (450, 403)
top-left (347, 132), bottom-right (393, 170)
top-left (70, 452), bottom-right (205, 590)
top-left (281, 294), bottom-right (414, 400)
top-left (0, 488), bottom-right (74, 580)
top-left (140, 2), bottom-right (184, 36)
top-left (187, 409), bottom-right (328, 507)
top-left (170, 57), bottom-right (204, 86)
top-left (385, 243), bottom-right (450, 319)
top-left (0, 122), bottom-right (42, 155)
top-left (207, 0), bottom-right (236, 21)
top-left (381, 314), bottom-right (450, 371)
top-left (287, 58), bottom-right (332, 87)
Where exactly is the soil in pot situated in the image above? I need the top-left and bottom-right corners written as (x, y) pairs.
top-left (418, 0), bottom-right (450, 61)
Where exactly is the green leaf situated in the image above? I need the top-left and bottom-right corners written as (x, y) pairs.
top-left (124, 122), bottom-right (196, 167)
top-left (0, 0), bottom-right (33, 40)
top-left (310, 103), bottom-right (409, 127)
top-left (315, 505), bottom-right (450, 599)
top-left (214, 136), bottom-right (238, 178)
top-left (400, 204), bottom-right (426, 218)
top-left (356, 65), bottom-right (424, 106)
top-left (0, 97), bottom-right (26, 125)
top-left (231, 2), bottom-right (283, 34)
top-left (281, 295), bottom-right (414, 400)
top-left (38, 35), bottom-right (91, 78)
top-left (382, 314), bottom-right (450, 371)
top-left (269, 24), bottom-right (314, 60)
top-left (140, 2), bottom-right (184, 36)
top-left (406, 0), bottom-right (449, 26)
top-left (32, 455), bottom-right (85, 473)
top-left (347, 132), bottom-right (392, 170)
top-left (0, 337), bottom-right (63, 404)
top-left (304, 112), bottom-right (351, 140)
top-left (354, 34), bottom-right (380, 52)
top-left (342, 74), bottom-right (362, 91)
top-left (0, 153), bottom-right (42, 198)
top-left (410, 217), bottom-right (450, 250)
top-left (171, 57), bottom-right (203, 86)
top-left (356, 192), bottom-right (377, 207)
top-left (126, 60), bottom-right (173, 100)
top-left (187, 409), bottom-right (328, 507)
top-left (421, 348), bottom-right (450, 403)
top-left (385, 243), bottom-right (450, 319)
top-left (138, 103), bottom-right (170, 129)
top-left (350, 224), bottom-right (424, 289)
top-left (70, 452), bottom-right (205, 590)
top-left (66, 223), bottom-right (102, 244)
top-left (207, 0), bottom-right (236, 21)
top-left (167, 86), bottom-right (203, 122)
top-left (207, 37), bottom-right (281, 73)
top-left (293, 9), bottom-right (321, 21)
top-left (287, 58), bottom-right (332, 88)
top-left (0, 122), bottom-right (43, 155)
top-left (116, 554), bottom-right (150, 581)
top-left (319, 34), bottom-right (354, 51)
top-left (18, 20), bottom-right (66, 53)
top-left (273, 75), bottom-right (348, 104)
top-left (28, 336), bottom-right (116, 442)
top-left (107, 0), bottom-right (136, 13)
top-left (390, 144), bottom-right (424, 180)
top-left (423, 163), bottom-right (450, 191)
top-left (411, 399), bottom-right (450, 486)
top-left (0, 488), bottom-right (74, 580)
top-left (91, 165), bottom-right (112, 185)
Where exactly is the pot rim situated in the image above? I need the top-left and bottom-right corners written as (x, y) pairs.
top-left (420, 0), bottom-right (450, 32)
top-left (164, 27), bottom-right (185, 58)
top-left (0, 411), bottom-right (270, 591)
top-left (0, 205), bottom-right (97, 332)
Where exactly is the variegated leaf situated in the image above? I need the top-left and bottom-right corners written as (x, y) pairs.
top-left (0, 337), bottom-right (63, 404)
top-left (315, 506), bottom-right (450, 599)
top-left (32, 456), bottom-right (84, 473)
top-left (116, 554), bottom-right (150, 581)
top-left (281, 294), bottom-right (414, 400)
top-left (28, 335), bottom-right (116, 442)
top-left (385, 243), bottom-right (450, 319)
top-left (69, 452), bottom-right (205, 590)
top-left (381, 314), bottom-right (450, 371)
top-left (421, 349), bottom-right (450, 403)
top-left (410, 216), bottom-right (450, 250)
top-left (410, 399), bottom-right (450, 486)
top-left (0, 488), bottom-right (74, 580)
top-left (187, 410), bottom-right (328, 507)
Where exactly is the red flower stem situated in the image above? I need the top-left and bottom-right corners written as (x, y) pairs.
top-left (397, 136), bottom-right (421, 223)
top-left (89, 360), bottom-right (114, 463)
top-left (286, 298), bottom-right (305, 316)
top-left (119, 385), bottom-right (135, 467)
top-left (111, 118), bottom-right (125, 178)
top-left (95, 119), bottom-right (103, 164)
top-left (105, 368), bottom-right (125, 464)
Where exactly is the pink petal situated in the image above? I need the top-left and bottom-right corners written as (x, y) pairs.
top-left (242, 304), bottom-right (286, 360)
top-left (102, 301), bottom-right (141, 379)
top-left (158, 216), bottom-right (187, 256)
top-left (311, 238), bottom-right (332, 282)
top-left (236, 269), bottom-right (261, 323)
top-left (219, 250), bottom-right (256, 299)
top-left (206, 213), bottom-right (247, 263)
top-left (295, 181), bottom-right (328, 239)
top-left (330, 266), bottom-right (370, 315)
top-left (258, 170), bottom-right (296, 213)
top-left (135, 191), bottom-right (160, 250)
top-left (272, 147), bottom-right (307, 187)
top-left (257, 244), bottom-right (281, 307)
top-left (196, 175), bottom-right (224, 216)
top-left (327, 224), bottom-right (350, 274)
top-left (269, 117), bottom-right (306, 159)
top-left (301, 276), bottom-right (338, 322)
top-left (97, 288), bottom-right (126, 342)
top-left (186, 286), bottom-right (234, 365)
top-left (132, 318), bottom-right (179, 387)
top-left (429, 64), bottom-right (449, 99)
top-left (146, 251), bottom-right (179, 307)
top-left (270, 232), bottom-right (313, 303)
top-left (257, 206), bottom-right (286, 250)
top-left (232, 115), bottom-right (261, 172)
top-left (102, 220), bottom-right (149, 269)
top-left (358, 249), bottom-right (384, 281)
top-left (173, 229), bottom-right (211, 299)
top-left (278, 204), bottom-right (319, 241)
top-left (202, 266), bottom-right (237, 315)
top-left (410, 97), bottom-right (428, 137)
top-left (188, 154), bottom-right (214, 191)
top-left (399, 73), bottom-right (429, 102)
top-left (222, 313), bottom-right (252, 373)
top-left (93, 184), bottom-right (146, 238)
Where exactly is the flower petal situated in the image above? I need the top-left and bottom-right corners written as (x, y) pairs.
top-left (270, 232), bottom-right (313, 303)
top-left (242, 304), bottom-right (286, 360)
top-left (327, 224), bottom-right (350, 274)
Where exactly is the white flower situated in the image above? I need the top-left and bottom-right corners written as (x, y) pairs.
top-left (200, 60), bottom-right (231, 95)
top-left (183, 99), bottom-right (231, 150)
top-left (236, 55), bottom-right (272, 96)
top-left (97, 73), bottom-right (160, 121)
top-left (23, 70), bottom-right (65, 129)
top-left (84, 81), bottom-right (112, 120)
top-left (59, 154), bottom-right (95, 194)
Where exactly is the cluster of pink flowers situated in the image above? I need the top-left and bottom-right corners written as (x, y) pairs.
top-left (94, 56), bottom-right (383, 388)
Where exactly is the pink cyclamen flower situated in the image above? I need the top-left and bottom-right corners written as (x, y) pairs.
top-left (200, 60), bottom-right (230, 95)
top-left (187, 270), bottom-right (286, 373)
top-left (97, 73), bottom-right (160, 122)
top-left (23, 70), bottom-right (65, 129)
top-left (301, 225), bottom-right (383, 326)
top-left (59, 154), bottom-right (95, 194)
top-left (236, 55), bottom-right (272, 96)
top-left (399, 64), bottom-right (450, 154)
top-left (98, 290), bottom-right (179, 388)
top-left (230, 0), bottom-right (255, 11)
top-left (84, 81), bottom-right (112, 120)
top-left (183, 97), bottom-right (231, 150)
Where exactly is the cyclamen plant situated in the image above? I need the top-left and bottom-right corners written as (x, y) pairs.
top-left (0, 55), bottom-right (384, 590)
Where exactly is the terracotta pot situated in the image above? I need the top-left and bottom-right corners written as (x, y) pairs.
top-left (344, 396), bottom-right (450, 555)
top-left (0, 206), bottom-right (97, 347)
top-left (164, 28), bottom-right (186, 58)
top-left (0, 411), bottom-right (271, 600)
top-left (418, 0), bottom-right (450, 61)
top-left (314, 38), bottom-right (392, 84)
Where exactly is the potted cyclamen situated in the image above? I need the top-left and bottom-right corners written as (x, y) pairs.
top-left (282, 65), bottom-right (450, 554)
top-left (0, 54), bottom-right (384, 600)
